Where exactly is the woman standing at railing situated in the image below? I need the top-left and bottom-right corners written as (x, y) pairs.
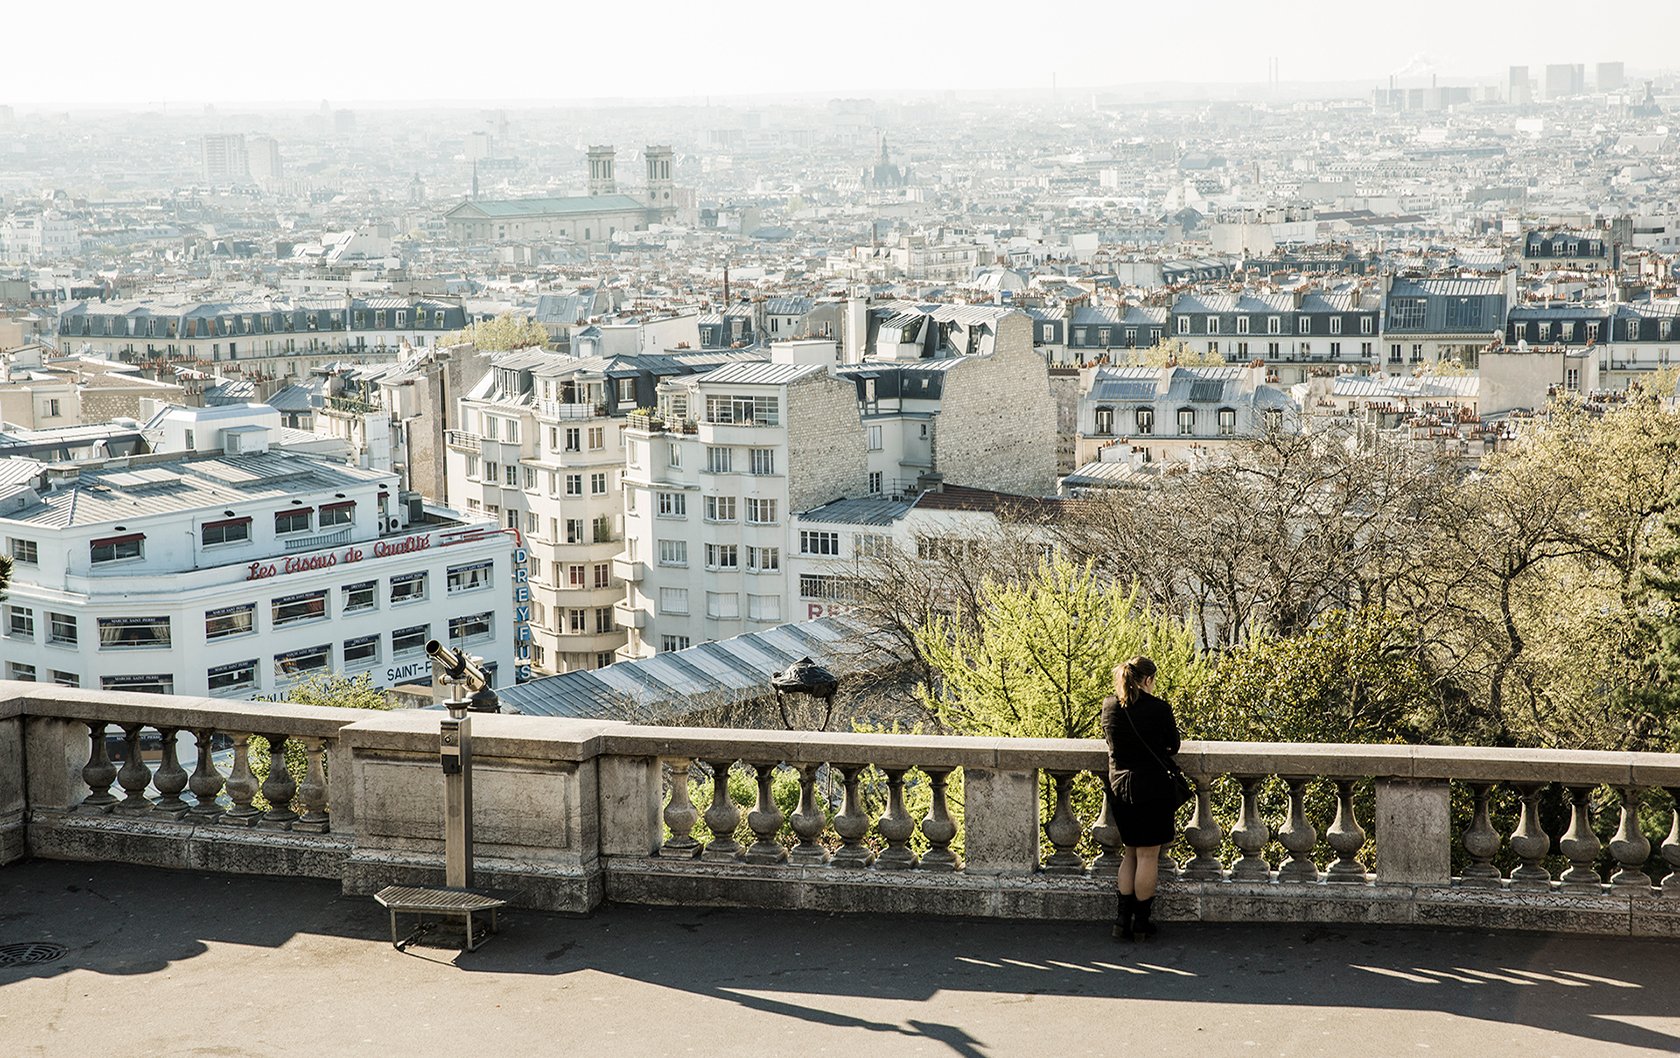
top-left (1101, 655), bottom-right (1185, 942)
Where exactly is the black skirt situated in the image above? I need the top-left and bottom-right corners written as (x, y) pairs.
top-left (1109, 771), bottom-right (1179, 849)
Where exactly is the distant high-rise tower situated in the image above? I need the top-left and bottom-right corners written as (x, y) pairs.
top-left (201, 133), bottom-right (249, 183)
top-left (1545, 63), bottom-right (1584, 99)
top-left (1508, 66), bottom-right (1531, 105)
top-left (645, 145), bottom-right (674, 212)
top-left (1597, 62), bottom-right (1625, 93)
top-left (587, 145), bottom-right (616, 196)
top-left (248, 135), bottom-right (282, 187)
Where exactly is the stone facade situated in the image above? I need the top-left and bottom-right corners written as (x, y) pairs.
top-left (930, 313), bottom-right (1058, 497)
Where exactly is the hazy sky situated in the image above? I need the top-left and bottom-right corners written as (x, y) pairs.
top-left (10, 0), bottom-right (1672, 108)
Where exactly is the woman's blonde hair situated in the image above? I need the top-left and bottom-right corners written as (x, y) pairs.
top-left (1113, 655), bottom-right (1157, 708)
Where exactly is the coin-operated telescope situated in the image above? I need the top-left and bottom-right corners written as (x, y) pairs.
top-left (425, 641), bottom-right (499, 888)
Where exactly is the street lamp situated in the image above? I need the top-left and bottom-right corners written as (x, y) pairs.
top-left (770, 656), bottom-right (839, 731)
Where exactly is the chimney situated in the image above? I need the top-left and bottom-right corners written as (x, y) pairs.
top-left (915, 471), bottom-right (945, 494)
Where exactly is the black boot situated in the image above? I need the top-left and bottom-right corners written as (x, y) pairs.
top-left (1133, 896), bottom-right (1157, 940)
top-left (1112, 892), bottom-right (1135, 942)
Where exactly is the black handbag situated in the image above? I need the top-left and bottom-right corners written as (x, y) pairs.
top-left (1123, 702), bottom-right (1193, 810)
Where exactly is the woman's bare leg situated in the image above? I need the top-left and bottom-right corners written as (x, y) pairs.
top-left (1117, 847), bottom-right (1137, 896)
top-left (1133, 845), bottom-right (1161, 900)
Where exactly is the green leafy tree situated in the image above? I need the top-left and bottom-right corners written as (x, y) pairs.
top-left (1126, 337), bottom-right (1224, 368)
top-left (441, 312), bottom-right (548, 351)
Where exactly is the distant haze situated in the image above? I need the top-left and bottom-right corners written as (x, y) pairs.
top-left (11, 0), bottom-right (1673, 109)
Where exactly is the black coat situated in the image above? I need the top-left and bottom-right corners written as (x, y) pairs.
top-left (1100, 690), bottom-right (1182, 806)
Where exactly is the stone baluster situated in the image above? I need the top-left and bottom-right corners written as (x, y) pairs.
top-left (1663, 789), bottom-right (1680, 896)
top-left (151, 728), bottom-right (190, 817)
top-left (919, 767), bottom-right (960, 872)
top-left (659, 757), bottom-right (702, 858)
top-left (1558, 785), bottom-right (1603, 892)
top-left (115, 724), bottom-right (154, 813)
top-left (1324, 779), bottom-right (1368, 882)
top-left (1089, 782), bottom-right (1122, 875)
top-left (294, 738), bottom-right (330, 833)
top-left (1459, 782), bottom-right (1503, 888)
top-left (1276, 778), bottom-right (1320, 882)
top-left (1608, 786), bottom-right (1652, 888)
top-left (257, 735), bottom-right (298, 828)
top-left (1042, 770), bottom-right (1085, 875)
top-left (743, 762), bottom-right (788, 865)
top-left (875, 768), bottom-right (918, 870)
top-left (187, 730), bottom-right (225, 818)
top-left (788, 763), bottom-right (830, 866)
top-left (700, 759), bottom-right (742, 861)
top-left (1507, 783), bottom-right (1552, 890)
top-left (829, 763), bottom-right (874, 869)
top-left (1180, 778), bottom-right (1225, 881)
top-left (1229, 776), bottom-right (1272, 881)
top-left (220, 734), bottom-right (261, 826)
top-left (79, 722), bottom-right (118, 811)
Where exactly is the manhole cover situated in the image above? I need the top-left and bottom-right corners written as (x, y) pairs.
top-left (0, 943), bottom-right (68, 967)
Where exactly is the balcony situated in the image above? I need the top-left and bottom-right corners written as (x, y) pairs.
top-left (611, 555), bottom-right (643, 583)
top-left (612, 600), bottom-right (647, 629)
top-left (282, 527), bottom-right (352, 552)
top-left (5, 684), bottom-right (1680, 940)
top-left (444, 430), bottom-right (481, 453)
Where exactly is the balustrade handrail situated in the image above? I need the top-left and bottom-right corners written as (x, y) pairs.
top-left (0, 684), bottom-right (369, 740)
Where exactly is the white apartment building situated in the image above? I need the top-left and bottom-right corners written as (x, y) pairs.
top-left (445, 349), bottom-right (634, 675)
top-left (619, 348), bottom-right (867, 660)
top-left (1075, 364), bottom-right (1298, 466)
top-left (0, 409), bottom-right (513, 698)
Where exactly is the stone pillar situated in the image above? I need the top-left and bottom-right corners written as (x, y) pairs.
top-left (597, 755), bottom-right (662, 858)
top-left (962, 767), bottom-right (1038, 877)
top-left (1374, 779), bottom-right (1451, 887)
top-left (0, 714), bottom-right (22, 866)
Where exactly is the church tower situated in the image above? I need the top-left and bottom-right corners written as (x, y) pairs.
top-left (587, 145), bottom-right (616, 196)
top-left (644, 145), bottom-right (674, 216)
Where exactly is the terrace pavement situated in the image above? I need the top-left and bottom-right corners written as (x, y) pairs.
top-left (2, 859), bottom-right (1679, 1057)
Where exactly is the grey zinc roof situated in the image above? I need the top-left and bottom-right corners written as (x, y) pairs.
top-left (798, 496), bottom-right (915, 526)
top-left (695, 362), bottom-right (826, 386)
top-left (450, 194), bottom-right (647, 218)
top-left (495, 615), bottom-right (882, 720)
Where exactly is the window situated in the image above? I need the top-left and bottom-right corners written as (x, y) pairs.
top-left (748, 594), bottom-right (781, 622)
top-left (1330, 316), bottom-right (1343, 335)
top-left (594, 607), bottom-right (614, 634)
top-left (658, 588), bottom-right (689, 615)
top-left (449, 612), bottom-right (494, 642)
top-left (746, 546), bottom-right (779, 572)
top-left (705, 447), bottom-right (733, 474)
top-left (745, 498), bottom-right (778, 524)
top-left (390, 572), bottom-right (427, 604)
top-left (565, 474), bottom-right (583, 496)
top-left (448, 561), bottom-right (493, 594)
top-left (869, 472), bottom-right (882, 495)
top-left (1297, 316), bottom-right (1310, 334)
top-left (392, 625), bottom-right (429, 656)
top-left (1267, 316), bottom-right (1281, 335)
top-left (748, 448), bottom-right (775, 475)
top-left (1135, 408), bottom-right (1154, 436)
top-left (1566, 368), bottom-right (1581, 391)
top-left (706, 591), bottom-right (740, 619)
top-left (593, 515), bottom-right (613, 543)
top-left (206, 604), bottom-right (255, 640)
top-left (1094, 407), bottom-right (1114, 435)
top-left (1177, 408), bottom-right (1195, 436)
top-left (564, 427), bottom-right (582, 452)
top-left (274, 646), bottom-right (331, 678)
top-left (1236, 316), bottom-right (1250, 335)
top-left (1176, 316), bottom-right (1189, 335)
top-left (1360, 316), bottom-right (1374, 335)
top-left (9, 539), bottom-right (37, 565)
top-left (343, 635), bottom-right (380, 667)
top-left (593, 562), bottom-right (611, 588)
top-left (1586, 323), bottom-right (1599, 343)
top-left (483, 416), bottom-right (499, 441)
top-left (568, 609), bottom-right (587, 634)
top-left (1264, 408), bottom-right (1284, 431)
top-left (658, 540), bottom-right (688, 566)
top-left (1206, 317), bottom-right (1219, 334)
top-left (7, 661), bottom-right (35, 682)
top-left (591, 472), bottom-right (608, 495)
top-left (208, 660), bottom-right (258, 693)
top-left (47, 612), bottom-right (76, 645)
top-left (866, 425), bottom-right (882, 451)
top-left (504, 420), bottom-right (520, 443)
top-left (855, 533), bottom-right (889, 559)
top-left (799, 574), bottom-right (847, 600)
top-left (566, 564), bottom-right (587, 588)
top-left (1218, 409), bottom-right (1237, 436)
top-left (201, 517), bottom-right (251, 546)
top-left (1445, 299), bottom-right (1483, 330)
top-left (523, 467), bottom-right (538, 490)
top-left (800, 531), bottom-right (841, 556)
top-left (272, 591), bottom-right (328, 626)
top-left (319, 502), bottom-right (355, 529)
top-left (485, 461), bottom-right (500, 483)
top-left (343, 581), bottom-right (376, 613)
top-left (588, 426), bottom-right (605, 450)
top-left (101, 674), bottom-right (174, 694)
top-left (661, 635), bottom-right (691, 652)
top-left (274, 509), bottom-right (312, 535)
top-left (505, 465), bottom-right (517, 487)
top-left (51, 671), bottom-right (79, 687)
top-left (90, 534), bottom-right (143, 564)
top-left (1388, 297), bottom-right (1426, 330)
top-left (565, 517), bottom-right (586, 542)
top-left (705, 543), bottom-right (739, 570)
top-left (657, 492), bottom-right (687, 518)
top-left (7, 606), bottom-right (34, 638)
top-left (98, 616), bottom-right (171, 649)
top-left (705, 496), bottom-right (737, 522)
top-left (704, 394), bottom-right (779, 425)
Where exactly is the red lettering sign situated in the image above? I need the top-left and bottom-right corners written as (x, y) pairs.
top-left (244, 537), bottom-right (422, 580)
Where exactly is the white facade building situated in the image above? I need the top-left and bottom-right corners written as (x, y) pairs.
top-left (0, 413), bottom-right (514, 698)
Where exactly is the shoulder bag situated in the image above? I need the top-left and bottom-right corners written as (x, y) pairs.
top-left (1122, 702), bottom-right (1193, 810)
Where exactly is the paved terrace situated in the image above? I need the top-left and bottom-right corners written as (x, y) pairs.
top-left (5, 859), bottom-right (1680, 1058)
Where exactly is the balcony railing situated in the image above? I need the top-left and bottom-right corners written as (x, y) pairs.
top-left (283, 527), bottom-right (352, 552)
top-left (4, 684), bottom-right (1679, 933)
top-left (444, 430), bottom-right (481, 452)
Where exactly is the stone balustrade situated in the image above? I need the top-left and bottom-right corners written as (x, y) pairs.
top-left (3, 683), bottom-right (1679, 935)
